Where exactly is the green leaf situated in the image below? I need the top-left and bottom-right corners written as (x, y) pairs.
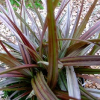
top-left (58, 71), bottom-right (67, 91)
top-left (75, 68), bottom-right (100, 74)
top-left (0, 87), bottom-right (30, 91)
top-left (80, 85), bottom-right (97, 100)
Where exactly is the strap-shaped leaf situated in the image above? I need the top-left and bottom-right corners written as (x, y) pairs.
top-left (0, 53), bottom-right (21, 67)
top-left (0, 9), bottom-right (40, 61)
top-left (60, 55), bottom-right (100, 62)
top-left (15, 11), bottom-right (39, 44)
top-left (30, 0), bottom-right (44, 29)
top-left (0, 78), bottom-right (23, 87)
top-left (78, 75), bottom-right (100, 84)
top-left (80, 85), bottom-right (97, 100)
top-left (75, 68), bottom-right (100, 74)
top-left (63, 61), bottom-right (100, 66)
top-left (5, 0), bottom-right (18, 26)
top-left (31, 78), bottom-right (46, 100)
top-left (19, 43), bottom-right (31, 64)
top-left (54, 90), bottom-right (78, 100)
top-left (0, 74), bottom-right (25, 78)
top-left (73, 0), bottom-right (98, 39)
top-left (38, 72), bottom-right (58, 99)
top-left (31, 72), bottom-right (58, 100)
top-left (0, 64), bottom-right (38, 75)
top-left (47, 0), bottom-right (58, 88)
top-left (60, 55), bottom-right (100, 66)
top-left (0, 87), bottom-right (30, 91)
top-left (13, 91), bottom-right (30, 100)
top-left (80, 20), bottom-right (100, 40)
top-left (66, 66), bottom-right (80, 99)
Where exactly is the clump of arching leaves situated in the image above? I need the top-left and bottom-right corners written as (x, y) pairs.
top-left (0, 0), bottom-right (100, 99)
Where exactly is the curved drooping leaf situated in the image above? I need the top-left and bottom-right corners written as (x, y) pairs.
top-left (0, 64), bottom-right (38, 75)
top-left (0, 78), bottom-right (24, 87)
top-left (0, 53), bottom-right (21, 67)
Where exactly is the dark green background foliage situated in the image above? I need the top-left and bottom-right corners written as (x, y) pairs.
top-left (10, 0), bottom-right (43, 9)
top-left (10, 0), bottom-right (20, 6)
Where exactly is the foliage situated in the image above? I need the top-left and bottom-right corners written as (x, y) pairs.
top-left (34, 0), bottom-right (43, 9)
top-left (0, 0), bottom-right (100, 99)
top-left (10, 0), bottom-right (20, 6)
top-left (10, 0), bottom-right (43, 9)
